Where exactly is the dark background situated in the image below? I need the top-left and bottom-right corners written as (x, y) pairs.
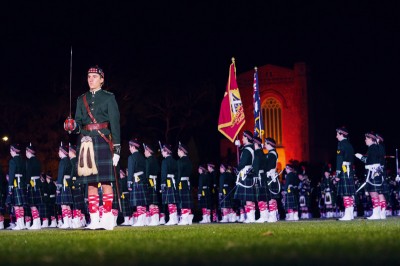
top-left (1, 1), bottom-right (400, 173)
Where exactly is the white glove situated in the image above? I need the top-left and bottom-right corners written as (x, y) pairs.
top-left (112, 154), bottom-right (120, 166)
top-left (395, 176), bottom-right (400, 182)
top-left (355, 153), bottom-right (362, 159)
top-left (234, 140), bottom-right (241, 147)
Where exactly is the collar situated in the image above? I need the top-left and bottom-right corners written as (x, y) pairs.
top-left (90, 88), bottom-right (102, 95)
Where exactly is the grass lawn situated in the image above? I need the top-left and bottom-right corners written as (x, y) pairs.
top-left (1, 217), bottom-right (400, 266)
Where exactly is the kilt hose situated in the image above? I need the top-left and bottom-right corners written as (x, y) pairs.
top-left (234, 175), bottom-right (256, 202)
top-left (56, 187), bottom-right (74, 205)
top-left (336, 172), bottom-right (356, 196)
top-left (178, 180), bottom-right (193, 209)
top-left (129, 183), bottom-right (148, 207)
top-left (285, 191), bottom-right (299, 211)
top-left (76, 135), bottom-right (115, 185)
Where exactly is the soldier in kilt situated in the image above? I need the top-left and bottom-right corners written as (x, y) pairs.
top-left (25, 143), bottom-right (43, 230)
top-left (68, 66), bottom-right (121, 230)
top-left (160, 143), bottom-right (179, 225)
top-left (118, 169), bottom-right (131, 225)
top-left (375, 133), bottom-right (390, 218)
top-left (207, 163), bottom-right (218, 223)
top-left (198, 165), bottom-right (211, 223)
top-left (144, 143), bottom-right (161, 226)
top-left (355, 131), bottom-right (386, 220)
top-left (265, 137), bottom-right (280, 223)
top-left (335, 126), bottom-right (356, 221)
top-left (320, 165), bottom-right (337, 219)
top-left (282, 164), bottom-right (299, 221)
top-left (127, 139), bottom-right (148, 226)
top-left (56, 143), bottom-right (73, 228)
top-left (176, 143), bottom-right (194, 225)
top-left (234, 130), bottom-right (256, 223)
top-left (7, 144), bottom-right (27, 230)
top-left (298, 171), bottom-right (312, 219)
top-left (68, 144), bottom-right (86, 228)
top-left (218, 163), bottom-right (234, 223)
top-left (253, 136), bottom-right (269, 223)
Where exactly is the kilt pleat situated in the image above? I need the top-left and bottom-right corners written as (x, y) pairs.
top-left (234, 176), bottom-right (256, 202)
top-left (56, 187), bottom-right (74, 205)
top-left (178, 181), bottom-right (193, 209)
top-left (129, 183), bottom-right (148, 207)
top-left (198, 188), bottom-right (212, 209)
top-left (285, 191), bottom-right (299, 210)
top-left (336, 172), bottom-right (356, 196)
top-left (255, 175), bottom-right (268, 201)
top-left (120, 193), bottom-right (131, 216)
top-left (27, 187), bottom-right (43, 205)
top-left (162, 187), bottom-right (178, 204)
top-left (219, 185), bottom-right (233, 208)
top-left (72, 187), bottom-right (86, 210)
top-left (7, 188), bottom-right (26, 206)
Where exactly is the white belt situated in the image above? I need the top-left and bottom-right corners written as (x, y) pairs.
top-left (149, 175), bottom-right (157, 179)
top-left (44, 193), bottom-right (48, 196)
top-left (64, 175), bottom-right (71, 179)
top-left (167, 174), bottom-right (175, 178)
top-left (181, 177), bottom-right (189, 181)
top-left (31, 176), bottom-right (40, 180)
top-left (15, 174), bottom-right (22, 188)
top-left (223, 184), bottom-right (229, 187)
top-left (134, 171), bottom-right (144, 176)
top-left (259, 170), bottom-right (264, 174)
top-left (50, 195), bottom-right (56, 198)
top-left (365, 164), bottom-right (380, 170)
top-left (72, 176), bottom-right (77, 180)
top-left (202, 186), bottom-right (208, 189)
top-left (342, 161), bottom-right (351, 166)
top-left (122, 192), bottom-right (129, 195)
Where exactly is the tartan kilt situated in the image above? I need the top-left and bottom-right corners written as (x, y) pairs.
top-left (26, 187), bottom-right (44, 206)
top-left (267, 176), bottom-right (281, 199)
top-left (336, 172), bottom-right (355, 196)
top-left (285, 191), bottom-right (299, 210)
top-left (7, 188), bottom-right (26, 206)
top-left (38, 203), bottom-right (50, 218)
top-left (147, 185), bottom-right (160, 205)
top-left (198, 189), bottom-right (212, 209)
top-left (162, 187), bottom-right (179, 204)
top-left (299, 193), bottom-right (311, 208)
top-left (178, 181), bottom-right (193, 209)
top-left (120, 192), bottom-right (131, 216)
top-left (219, 185), bottom-right (233, 208)
top-left (129, 183), bottom-right (148, 207)
top-left (56, 187), bottom-right (74, 205)
top-left (323, 191), bottom-right (337, 206)
top-left (255, 175), bottom-right (268, 202)
top-left (71, 187), bottom-right (86, 211)
top-left (365, 174), bottom-right (385, 193)
top-left (76, 135), bottom-right (115, 185)
top-left (234, 175), bottom-right (256, 202)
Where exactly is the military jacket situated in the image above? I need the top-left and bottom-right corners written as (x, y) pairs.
top-left (265, 149), bottom-right (278, 172)
top-left (127, 151), bottom-right (146, 184)
top-left (177, 156), bottom-right (192, 183)
top-left (377, 143), bottom-right (386, 166)
top-left (8, 155), bottom-right (26, 188)
top-left (161, 156), bottom-right (178, 186)
top-left (253, 148), bottom-right (267, 176)
top-left (57, 157), bottom-right (72, 187)
top-left (238, 144), bottom-right (254, 171)
top-left (74, 89), bottom-right (121, 144)
top-left (365, 144), bottom-right (381, 165)
top-left (284, 172), bottom-right (299, 192)
top-left (336, 138), bottom-right (354, 170)
top-left (26, 156), bottom-right (42, 189)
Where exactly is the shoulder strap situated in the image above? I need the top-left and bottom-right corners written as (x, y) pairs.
top-left (83, 94), bottom-right (97, 123)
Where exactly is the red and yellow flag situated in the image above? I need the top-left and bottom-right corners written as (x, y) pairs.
top-left (218, 58), bottom-right (246, 142)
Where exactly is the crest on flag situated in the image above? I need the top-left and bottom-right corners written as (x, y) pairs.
top-left (218, 58), bottom-right (246, 142)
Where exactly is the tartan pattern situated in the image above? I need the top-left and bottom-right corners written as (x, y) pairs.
top-left (147, 183), bottom-right (160, 205)
top-left (284, 191), bottom-right (299, 210)
top-left (120, 193), bottom-right (131, 216)
top-left (219, 185), bottom-right (233, 208)
top-left (162, 187), bottom-right (179, 204)
top-left (365, 173), bottom-right (385, 193)
top-left (38, 203), bottom-right (50, 218)
top-left (198, 188), bottom-right (212, 209)
top-left (129, 183), bottom-right (148, 207)
top-left (76, 135), bottom-right (115, 185)
top-left (267, 176), bottom-right (281, 199)
top-left (7, 188), bottom-right (26, 206)
top-left (56, 187), bottom-right (74, 205)
top-left (26, 187), bottom-right (44, 205)
top-left (71, 186), bottom-right (86, 210)
top-left (234, 175), bottom-right (256, 202)
top-left (178, 180), bottom-right (193, 209)
top-left (255, 174), bottom-right (268, 201)
top-left (336, 172), bottom-right (356, 196)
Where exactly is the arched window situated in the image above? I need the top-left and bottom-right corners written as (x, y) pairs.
top-left (262, 97), bottom-right (282, 146)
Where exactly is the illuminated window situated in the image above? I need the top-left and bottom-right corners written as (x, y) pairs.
top-left (262, 97), bottom-right (282, 146)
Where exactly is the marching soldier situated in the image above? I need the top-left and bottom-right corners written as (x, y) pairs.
top-left (335, 126), bottom-right (356, 221)
top-left (66, 65), bottom-right (121, 230)
top-left (56, 143), bottom-right (73, 228)
top-left (282, 164), bottom-right (299, 221)
top-left (198, 165), bottom-right (211, 223)
top-left (177, 143), bottom-right (194, 225)
top-left (144, 143), bottom-right (161, 226)
top-left (234, 130), bottom-right (256, 223)
top-left (207, 163), bottom-right (218, 223)
top-left (127, 139), bottom-right (148, 226)
top-left (253, 136), bottom-right (269, 223)
top-left (355, 131), bottom-right (385, 220)
top-left (218, 163), bottom-right (234, 222)
top-left (25, 143), bottom-right (43, 230)
top-left (298, 170), bottom-right (312, 219)
top-left (160, 143), bottom-right (179, 225)
top-left (375, 133), bottom-right (389, 218)
top-left (7, 143), bottom-right (27, 230)
top-left (320, 164), bottom-right (337, 218)
top-left (265, 137), bottom-right (280, 223)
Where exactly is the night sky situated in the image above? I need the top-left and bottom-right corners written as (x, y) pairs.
top-left (2, 1), bottom-right (400, 164)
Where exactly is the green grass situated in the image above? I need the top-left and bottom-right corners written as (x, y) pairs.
top-left (1, 218), bottom-right (400, 266)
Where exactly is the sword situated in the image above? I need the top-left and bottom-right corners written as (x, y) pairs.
top-left (268, 169), bottom-right (284, 185)
top-left (356, 181), bottom-right (367, 193)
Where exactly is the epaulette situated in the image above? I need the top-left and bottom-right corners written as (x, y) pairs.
top-left (77, 92), bottom-right (87, 99)
top-left (103, 90), bottom-right (114, 95)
